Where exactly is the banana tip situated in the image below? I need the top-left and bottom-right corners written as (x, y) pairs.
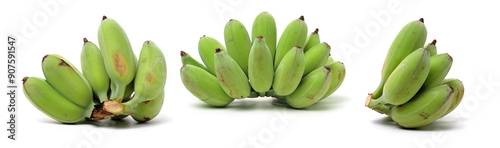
top-left (418, 18), bottom-right (424, 23)
top-left (431, 39), bottom-right (437, 45)
top-left (299, 15), bottom-right (304, 21)
top-left (180, 51), bottom-right (187, 57)
top-left (102, 15), bottom-right (108, 21)
top-left (313, 28), bottom-right (319, 34)
top-left (83, 37), bottom-right (89, 43)
top-left (22, 77), bottom-right (28, 84)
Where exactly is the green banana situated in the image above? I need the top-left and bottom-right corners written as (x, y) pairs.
top-left (98, 16), bottom-right (137, 102)
top-left (42, 54), bottom-right (93, 109)
top-left (214, 48), bottom-right (251, 99)
top-left (369, 48), bottom-right (430, 106)
top-left (248, 36), bottom-right (274, 95)
top-left (304, 28), bottom-right (320, 52)
top-left (81, 38), bottom-right (110, 103)
top-left (23, 77), bottom-right (91, 123)
top-left (181, 51), bottom-right (208, 73)
top-left (131, 91), bottom-right (164, 122)
top-left (252, 11), bottom-right (277, 61)
top-left (321, 60), bottom-right (346, 99)
top-left (181, 64), bottom-right (234, 107)
top-left (303, 42), bottom-right (330, 76)
top-left (425, 39), bottom-right (437, 56)
top-left (122, 41), bottom-right (167, 112)
top-left (372, 18), bottom-right (427, 99)
top-left (274, 16), bottom-right (308, 70)
top-left (286, 66), bottom-right (331, 108)
top-left (390, 84), bottom-right (454, 128)
top-left (272, 46), bottom-right (305, 96)
top-left (198, 36), bottom-right (226, 75)
top-left (439, 79), bottom-right (465, 117)
top-left (421, 53), bottom-right (453, 90)
top-left (224, 19), bottom-right (252, 75)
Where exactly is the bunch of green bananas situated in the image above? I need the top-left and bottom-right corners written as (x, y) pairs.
top-left (181, 12), bottom-right (346, 108)
top-left (23, 16), bottom-right (167, 123)
top-left (366, 18), bottom-right (465, 128)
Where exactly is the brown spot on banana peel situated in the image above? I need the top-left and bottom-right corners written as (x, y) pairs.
top-left (113, 53), bottom-right (127, 76)
top-left (58, 59), bottom-right (71, 67)
top-left (146, 73), bottom-right (154, 83)
top-left (419, 112), bottom-right (430, 119)
top-left (143, 100), bottom-right (151, 104)
top-left (42, 55), bottom-right (49, 63)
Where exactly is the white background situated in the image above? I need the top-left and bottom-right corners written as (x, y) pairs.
top-left (1, 0), bottom-right (500, 147)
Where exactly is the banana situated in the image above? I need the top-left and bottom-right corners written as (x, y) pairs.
top-left (272, 46), bottom-right (305, 96)
top-left (303, 42), bottom-right (330, 76)
top-left (23, 77), bottom-right (91, 123)
top-left (304, 28), bottom-right (320, 52)
top-left (439, 79), bottom-right (465, 117)
top-left (372, 18), bottom-right (427, 99)
top-left (274, 16), bottom-right (308, 70)
top-left (321, 60), bottom-right (346, 99)
top-left (252, 11), bottom-right (277, 61)
top-left (181, 51), bottom-right (208, 73)
top-left (248, 36), bottom-right (274, 95)
top-left (424, 39), bottom-right (437, 56)
top-left (131, 91), bottom-right (164, 122)
top-left (286, 66), bottom-right (331, 108)
top-left (368, 48), bottom-right (430, 106)
top-left (390, 84), bottom-right (454, 128)
top-left (181, 64), bottom-right (234, 107)
top-left (98, 16), bottom-right (137, 102)
top-left (42, 54), bottom-right (93, 109)
top-left (421, 53), bottom-right (453, 90)
top-left (198, 36), bottom-right (226, 75)
top-left (214, 48), bottom-right (251, 99)
top-left (81, 38), bottom-right (110, 103)
top-left (224, 19), bottom-right (252, 75)
top-left (122, 41), bottom-right (167, 112)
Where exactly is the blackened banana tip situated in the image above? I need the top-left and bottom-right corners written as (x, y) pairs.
top-left (215, 48), bottom-right (222, 53)
top-left (22, 77), bottom-right (28, 84)
top-left (102, 16), bottom-right (107, 21)
top-left (419, 18), bottom-right (424, 23)
top-left (299, 16), bottom-right (304, 21)
top-left (313, 28), bottom-right (319, 34)
top-left (431, 39), bottom-right (437, 45)
top-left (83, 38), bottom-right (88, 43)
top-left (181, 51), bottom-right (187, 57)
